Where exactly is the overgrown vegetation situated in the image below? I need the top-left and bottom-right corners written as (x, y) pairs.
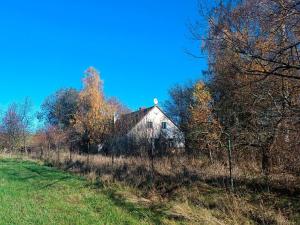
top-left (19, 150), bottom-right (298, 225)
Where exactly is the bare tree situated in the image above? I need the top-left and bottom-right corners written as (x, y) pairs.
top-left (1, 103), bottom-right (22, 152)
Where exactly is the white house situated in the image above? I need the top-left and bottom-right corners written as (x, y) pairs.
top-left (114, 101), bottom-right (185, 150)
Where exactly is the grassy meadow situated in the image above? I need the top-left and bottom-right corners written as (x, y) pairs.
top-left (0, 157), bottom-right (169, 225)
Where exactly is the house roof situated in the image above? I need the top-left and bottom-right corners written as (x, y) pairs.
top-left (115, 106), bottom-right (154, 135)
top-left (114, 105), bottom-right (181, 136)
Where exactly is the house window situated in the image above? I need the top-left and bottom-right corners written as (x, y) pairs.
top-left (162, 122), bottom-right (167, 129)
top-left (147, 121), bottom-right (153, 129)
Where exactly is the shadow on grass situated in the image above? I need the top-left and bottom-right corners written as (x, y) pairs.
top-left (102, 188), bottom-right (167, 225)
top-left (0, 158), bottom-right (77, 192)
top-left (59, 156), bottom-right (300, 198)
top-left (11, 155), bottom-right (300, 223)
top-left (0, 158), bottom-right (169, 224)
top-left (61, 157), bottom-right (300, 221)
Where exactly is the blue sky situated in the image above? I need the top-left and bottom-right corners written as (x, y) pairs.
top-left (0, 0), bottom-right (207, 112)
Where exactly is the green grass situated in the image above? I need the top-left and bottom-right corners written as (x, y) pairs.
top-left (2, 156), bottom-right (298, 225)
top-left (0, 158), bottom-right (165, 225)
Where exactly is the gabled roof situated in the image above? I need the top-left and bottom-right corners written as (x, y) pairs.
top-left (115, 105), bottom-right (181, 136)
top-left (115, 106), bottom-right (154, 135)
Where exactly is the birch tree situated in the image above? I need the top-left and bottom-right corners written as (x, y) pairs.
top-left (74, 67), bottom-right (114, 154)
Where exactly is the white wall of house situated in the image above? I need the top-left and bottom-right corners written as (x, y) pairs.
top-left (127, 106), bottom-right (185, 148)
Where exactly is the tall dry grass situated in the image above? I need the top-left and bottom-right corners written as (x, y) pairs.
top-left (7, 150), bottom-right (298, 225)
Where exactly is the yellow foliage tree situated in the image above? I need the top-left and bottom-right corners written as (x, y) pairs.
top-left (188, 81), bottom-right (221, 160)
top-left (74, 67), bottom-right (114, 151)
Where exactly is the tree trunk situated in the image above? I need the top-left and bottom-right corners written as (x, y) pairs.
top-left (40, 146), bottom-right (44, 159)
top-left (48, 142), bottom-right (51, 158)
top-left (262, 148), bottom-right (271, 175)
top-left (150, 139), bottom-right (155, 181)
top-left (227, 136), bottom-right (234, 192)
top-left (56, 145), bottom-right (60, 163)
top-left (23, 132), bottom-right (27, 155)
top-left (262, 146), bottom-right (271, 192)
top-left (209, 148), bottom-right (213, 163)
top-left (69, 144), bottom-right (72, 161)
top-left (87, 142), bottom-right (90, 164)
top-left (111, 153), bottom-right (114, 166)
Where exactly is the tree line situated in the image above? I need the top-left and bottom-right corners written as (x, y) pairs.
top-left (165, 0), bottom-right (300, 186)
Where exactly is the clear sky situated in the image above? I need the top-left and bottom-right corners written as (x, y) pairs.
top-left (0, 0), bottom-right (207, 111)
